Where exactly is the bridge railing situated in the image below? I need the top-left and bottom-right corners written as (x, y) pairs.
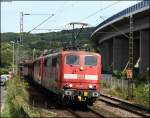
top-left (95, 1), bottom-right (150, 30)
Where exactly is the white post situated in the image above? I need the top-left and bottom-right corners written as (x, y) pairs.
top-left (13, 43), bottom-right (15, 73)
top-left (122, 77), bottom-right (123, 90)
top-left (10, 41), bottom-right (15, 73)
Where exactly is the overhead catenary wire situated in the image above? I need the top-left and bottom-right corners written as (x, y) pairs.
top-left (27, 1), bottom-right (129, 34)
top-left (43, 1), bottom-right (120, 32)
top-left (24, 13), bottom-right (53, 15)
top-left (61, 1), bottom-right (120, 31)
top-left (25, 2), bottom-right (67, 33)
top-left (54, 1), bottom-right (69, 15)
top-left (27, 14), bottom-right (54, 33)
top-left (30, 1), bottom-right (73, 33)
top-left (50, 1), bottom-right (78, 31)
top-left (46, 1), bottom-right (76, 31)
top-left (24, 2), bottom-right (68, 33)
top-left (79, 1), bottom-right (120, 22)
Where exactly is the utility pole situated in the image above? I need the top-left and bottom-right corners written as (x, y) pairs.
top-left (18, 12), bottom-right (54, 68)
top-left (10, 41), bottom-right (15, 73)
top-left (16, 12), bottom-right (24, 75)
top-left (127, 15), bottom-right (134, 100)
top-left (20, 12), bottom-right (23, 43)
top-left (16, 40), bottom-right (19, 74)
top-left (32, 48), bottom-right (36, 61)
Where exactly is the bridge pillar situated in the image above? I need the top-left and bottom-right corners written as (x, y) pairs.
top-left (113, 38), bottom-right (128, 71)
top-left (140, 29), bottom-right (150, 74)
top-left (100, 40), bottom-right (113, 72)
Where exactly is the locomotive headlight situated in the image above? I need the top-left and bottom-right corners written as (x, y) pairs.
top-left (80, 66), bottom-right (84, 71)
top-left (64, 90), bottom-right (73, 96)
top-left (92, 92), bottom-right (99, 97)
top-left (69, 84), bottom-right (72, 87)
top-left (89, 84), bottom-right (93, 89)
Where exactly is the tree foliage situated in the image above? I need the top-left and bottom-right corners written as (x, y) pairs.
top-left (1, 42), bottom-right (13, 68)
top-left (1, 27), bottom-right (96, 68)
top-left (6, 76), bottom-right (29, 117)
top-left (5, 76), bottom-right (57, 117)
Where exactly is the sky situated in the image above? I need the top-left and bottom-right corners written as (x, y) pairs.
top-left (1, 1), bottom-right (141, 33)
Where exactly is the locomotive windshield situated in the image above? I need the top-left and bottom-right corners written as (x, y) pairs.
top-left (66, 55), bottom-right (79, 65)
top-left (85, 56), bottom-right (97, 66)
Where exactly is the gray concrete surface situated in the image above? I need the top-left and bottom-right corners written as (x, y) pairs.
top-left (91, 1), bottom-right (150, 74)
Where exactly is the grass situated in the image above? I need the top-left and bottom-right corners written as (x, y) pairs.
top-left (1, 104), bottom-right (11, 118)
top-left (134, 84), bottom-right (150, 108)
top-left (101, 81), bottom-right (150, 108)
top-left (105, 86), bottom-right (128, 99)
top-left (3, 76), bottom-right (57, 117)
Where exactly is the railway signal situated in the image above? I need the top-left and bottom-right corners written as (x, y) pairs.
top-left (126, 69), bottom-right (133, 79)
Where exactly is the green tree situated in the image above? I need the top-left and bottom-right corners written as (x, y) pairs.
top-left (1, 42), bottom-right (13, 68)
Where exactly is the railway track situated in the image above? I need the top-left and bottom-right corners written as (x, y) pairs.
top-left (67, 107), bottom-right (105, 118)
top-left (98, 93), bottom-right (150, 117)
top-left (66, 104), bottom-right (120, 118)
top-left (28, 82), bottom-right (120, 117)
top-left (29, 87), bottom-right (107, 117)
top-left (27, 79), bottom-right (149, 117)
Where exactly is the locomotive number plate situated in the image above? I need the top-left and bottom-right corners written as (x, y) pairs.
top-left (84, 92), bottom-right (88, 96)
top-left (78, 74), bottom-right (85, 79)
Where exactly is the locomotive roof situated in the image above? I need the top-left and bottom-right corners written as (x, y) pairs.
top-left (34, 50), bottom-right (100, 62)
top-left (62, 51), bottom-right (100, 56)
top-left (34, 51), bottom-right (62, 62)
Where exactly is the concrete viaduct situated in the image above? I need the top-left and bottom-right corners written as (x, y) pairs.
top-left (91, 1), bottom-right (150, 75)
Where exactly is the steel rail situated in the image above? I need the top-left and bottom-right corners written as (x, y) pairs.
top-left (87, 106), bottom-right (117, 118)
top-left (98, 93), bottom-right (150, 117)
top-left (66, 107), bottom-right (107, 118)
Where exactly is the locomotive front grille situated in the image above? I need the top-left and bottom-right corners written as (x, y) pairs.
top-left (62, 89), bottom-right (99, 102)
top-left (63, 89), bottom-right (99, 97)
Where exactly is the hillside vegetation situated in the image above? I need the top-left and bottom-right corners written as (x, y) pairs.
top-left (1, 27), bottom-right (98, 71)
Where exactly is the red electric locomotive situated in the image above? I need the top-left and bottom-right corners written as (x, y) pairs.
top-left (31, 50), bottom-right (102, 106)
top-left (22, 22), bottom-right (102, 106)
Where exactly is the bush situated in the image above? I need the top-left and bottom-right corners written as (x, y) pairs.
top-left (134, 84), bottom-right (150, 108)
top-left (1, 68), bottom-right (9, 75)
top-left (102, 65), bottom-right (113, 74)
top-left (6, 76), bottom-right (29, 117)
top-left (5, 76), bottom-right (57, 117)
top-left (112, 70), bottom-right (122, 79)
top-left (135, 75), bottom-right (147, 84)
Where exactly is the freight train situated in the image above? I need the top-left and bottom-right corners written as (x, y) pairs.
top-left (21, 49), bottom-right (102, 106)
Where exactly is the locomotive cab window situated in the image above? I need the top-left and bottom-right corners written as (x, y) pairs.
top-left (66, 55), bottom-right (79, 65)
top-left (46, 58), bottom-right (51, 66)
top-left (85, 56), bottom-right (97, 66)
top-left (52, 57), bottom-right (57, 67)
